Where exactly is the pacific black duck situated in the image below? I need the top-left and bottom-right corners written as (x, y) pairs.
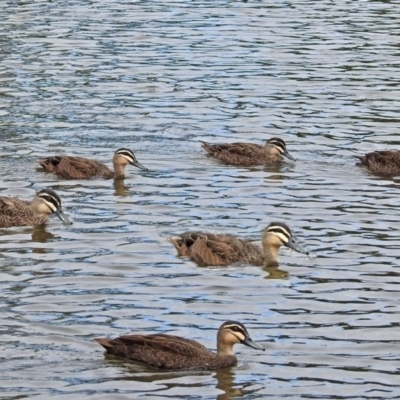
top-left (37, 148), bottom-right (147, 179)
top-left (95, 320), bottom-right (264, 371)
top-left (169, 222), bottom-right (309, 267)
top-left (356, 150), bottom-right (400, 177)
top-left (201, 137), bottom-right (295, 166)
top-left (0, 188), bottom-right (72, 227)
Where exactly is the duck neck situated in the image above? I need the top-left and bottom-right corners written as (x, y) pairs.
top-left (262, 240), bottom-right (280, 267)
top-left (29, 197), bottom-right (45, 217)
top-left (217, 341), bottom-right (235, 357)
top-left (263, 144), bottom-right (281, 160)
top-left (216, 329), bottom-right (235, 357)
top-left (113, 161), bottom-right (126, 178)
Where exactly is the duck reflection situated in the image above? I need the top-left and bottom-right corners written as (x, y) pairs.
top-left (31, 224), bottom-right (57, 253)
top-left (107, 357), bottom-right (254, 400)
top-left (113, 177), bottom-right (130, 197)
top-left (263, 266), bottom-right (289, 279)
top-left (215, 368), bottom-right (242, 399)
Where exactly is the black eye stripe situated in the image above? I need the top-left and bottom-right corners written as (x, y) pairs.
top-left (267, 227), bottom-right (290, 235)
top-left (266, 225), bottom-right (292, 243)
top-left (223, 324), bottom-right (247, 335)
top-left (37, 190), bottom-right (61, 206)
top-left (118, 151), bottom-right (134, 157)
top-left (41, 195), bottom-right (59, 205)
top-left (115, 149), bottom-right (135, 158)
top-left (269, 140), bottom-right (285, 151)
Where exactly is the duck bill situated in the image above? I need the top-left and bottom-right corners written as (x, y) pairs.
top-left (242, 337), bottom-right (265, 351)
top-left (55, 208), bottom-right (73, 225)
top-left (286, 237), bottom-right (309, 256)
top-left (283, 150), bottom-right (296, 161)
top-left (131, 159), bottom-right (148, 171)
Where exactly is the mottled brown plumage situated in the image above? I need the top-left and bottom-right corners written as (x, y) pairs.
top-left (169, 222), bottom-right (309, 267)
top-left (356, 151), bottom-right (400, 177)
top-left (37, 148), bottom-right (147, 179)
top-left (0, 189), bottom-right (72, 228)
top-left (95, 321), bottom-right (264, 371)
top-left (201, 137), bottom-right (295, 166)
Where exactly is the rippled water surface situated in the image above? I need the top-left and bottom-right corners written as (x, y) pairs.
top-left (1, 0), bottom-right (400, 399)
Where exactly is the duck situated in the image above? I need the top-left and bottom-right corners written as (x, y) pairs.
top-left (94, 320), bottom-right (264, 371)
top-left (356, 150), bottom-right (400, 177)
top-left (201, 137), bottom-right (295, 166)
top-left (0, 188), bottom-right (72, 227)
top-left (37, 148), bottom-right (147, 179)
top-left (169, 222), bottom-right (309, 267)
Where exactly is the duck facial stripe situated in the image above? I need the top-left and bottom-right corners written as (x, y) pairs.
top-left (223, 324), bottom-right (247, 341)
top-left (267, 226), bottom-right (291, 243)
top-left (39, 194), bottom-right (60, 213)
top-left (269, 139), bottom-right (286, 154)
top-left (116, 150), bottom-right (135, 162)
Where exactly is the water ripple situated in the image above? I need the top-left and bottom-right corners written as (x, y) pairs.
top-left (1, 0), bottom-right (400, 398)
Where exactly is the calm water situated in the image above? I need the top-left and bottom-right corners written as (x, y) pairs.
top-left (1, 0), bottom-right (400, 399)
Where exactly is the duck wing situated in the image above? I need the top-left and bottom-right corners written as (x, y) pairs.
top-left (202, 142), bottom-right (264, 166)
top-left (0, 198), bottom-right (30, 227)
top-left (38, 156), bottom-right (113, 179)
top-left (357, 151), bottom-right (400, 176)
top-left (95, 334), bottom-right (215, 370)
top-left (170, 232), bottom-right (263, 266)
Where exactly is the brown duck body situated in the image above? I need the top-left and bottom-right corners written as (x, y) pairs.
top-left (169, 232), bottom-right (264, 267)
top-left (95, 334), bottom-right (237, 371)
top-left (202, 142), bottom-right (275, 166)
top-left (0, 197), bottom-right (48, 227)
top-left (37, 148), bottom-right (147, 179)
top-left (201, 137), bottom-right (294, 166)
top-left (38, 156), bottom-right (115, 179)
top-left (356, 151), bottom-right (400, 177)
top-left (95, 320), bottom-right (264, 371)
top-left (169, 222), bottom-right (309, 268)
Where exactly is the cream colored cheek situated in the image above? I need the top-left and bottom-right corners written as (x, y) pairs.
top-left (36, 202), bottom-right (55, 215)
top-left (264, 235), bottom-right (284, 247)
top-left (226, 332), bottom-right (244, 344)
top-left (117, 156), bottom-right (132, 165)
top-left (274, 232), bottom-right (289, 244)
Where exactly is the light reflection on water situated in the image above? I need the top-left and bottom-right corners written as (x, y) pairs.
top-left (1, 0), bottom-right (400, 398)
